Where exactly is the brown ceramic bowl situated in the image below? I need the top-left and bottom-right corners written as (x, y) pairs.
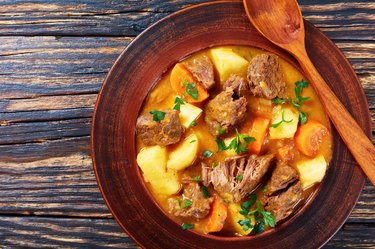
top-left (91, 1), bottom-right (371, 248)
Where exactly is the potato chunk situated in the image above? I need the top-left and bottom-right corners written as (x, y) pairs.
top-left (296, 154), bottom-right (327, 188)
top-left (167, 134), bottom-right (199, 171)
top-left (226, 203), bottom-right (252, 235)
top-left (136, 146), bottom-right (180, 196)
top-left (210, 47), bottom-right (248, 83)
top-left (178, 103), bottom-right (202, 128)
top-left (269, 105), bottom-right (299, 139)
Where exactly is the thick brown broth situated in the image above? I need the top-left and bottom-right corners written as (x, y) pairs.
top-left (136, 45), bottom-right (332, 236)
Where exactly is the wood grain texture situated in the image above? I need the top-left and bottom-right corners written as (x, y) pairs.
top-left (0, 0), bottom-right (373, 40)
top-left (0, 0), bottom-right (373, 247)
top-left (0, 216), bottom-right (373, 248)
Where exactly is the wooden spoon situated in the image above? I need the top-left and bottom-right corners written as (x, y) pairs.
top-left (243, 0), bottom-right (375, 186)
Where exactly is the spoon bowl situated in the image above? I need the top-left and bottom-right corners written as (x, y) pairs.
top-left (244, 0), bottom-right (304, 45)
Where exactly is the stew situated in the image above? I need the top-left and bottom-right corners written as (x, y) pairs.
top-left (135, 46), bottom-right (332, 236)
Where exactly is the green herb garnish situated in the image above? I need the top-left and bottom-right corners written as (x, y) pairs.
top-left (192, 175), bottom-right (201, 182)
top-left (190, 139), bottom-right (196, 143)
top-left (271, 79), bottom-right (310, 124)
top-left (190, 121), bottom-right (197, 127)
top-left (227, 129), bottom-right (255, 154)
top-left (149, 110), bottom-right (165, 122)
top-left (262, 186), bottom-right (268, 193)
top-left (215, 137), bottom-right (227, 152)
top-left (181, 199), bottom-right (193, 209)
top-left (202, 150), bottom-right (213, 158)
top-left (236, 175), bottom-right (244, 182)
top-left (215, 129), bottom-right (255, 155)
top-left (237, 194), bottom-right (276, 234)
top-left (217, 124), bottom-right (226, 135)
top-left (270, 110), bottom-right (293, 128)
top-left (202, 186), bottom-right (211, 199)
top-left (185, 83), bottom-right (199, 100)
top-left (173, 96), bottom-right (185, 111)
top-left (181, 223), bottom-right (194, 230)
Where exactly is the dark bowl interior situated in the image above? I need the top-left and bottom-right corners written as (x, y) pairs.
top-left (91, 1), bottom-right (370, 248)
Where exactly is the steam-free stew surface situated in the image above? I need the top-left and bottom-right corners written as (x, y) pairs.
top-left (136, 46), bottom-right (332, 236)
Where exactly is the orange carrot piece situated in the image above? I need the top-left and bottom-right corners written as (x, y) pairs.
top-left (248, 117), bottom-right (270, 155)
top-left (295, 120), bottom-right (329, 157)
top-left (205, 196), bottom-right (228, 233)
top-left (170, 63), bottom-right (209, 103)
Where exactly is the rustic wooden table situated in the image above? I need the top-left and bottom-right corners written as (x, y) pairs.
top-left (0, 0), bottom-right (373, 248)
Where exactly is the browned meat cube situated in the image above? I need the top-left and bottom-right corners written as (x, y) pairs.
top-left (184, 55), bottom-right (215, 90)
top-left (224, 74), bottom-right (249, 97)
top-left (136, 109), bottom-right (184, 146)
top-left (204, 88), bottom-right (247, 136)
top-left (168, 182), bottom-right (214, 220)
top-left (263, 181), bottom-right (303, 222)
top-left (265, 162), bottom-right (299, 195)
top-left (247, 54), bottom-right (286, 99)
top-left (202, 154), bottom-right (275, 203)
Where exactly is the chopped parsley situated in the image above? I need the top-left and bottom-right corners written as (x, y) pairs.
top-left (185, 82), bottom-right (199, 100)
top-left (202, 150), bottom-right (213, 158)
top-left (272, 79), bottom-right (310, 124)
top-left (201, 186), bottom-right (211, 199)
top-left (215, 137), bottom-right (227, 152)
top-left (173, 96), bottom-right (185, 111)
top-left (215, 129), bottom-right (255, 155)
top-left (236, 175), bottom-right (244, 182)
top-left (262, 186), bottom-right (268, 193)
top-left (217, 124), bottom-right (226, 135)
top-left (190, 139), bottom-right (196, 143)
top-left (192, 175), bottom-right (201, 182)
top-left (237, 194), bottom-right (276, 234)
top-left (270, 110), bottom-right (293, 128)
top-left (181, 199), bottom-right (193, 209)
top-left (190, 121), bottom-right (197, 127)
top-left (149, 110), bottom-right (165, 122)
top-left (181, 223), bottom-right (194, 230)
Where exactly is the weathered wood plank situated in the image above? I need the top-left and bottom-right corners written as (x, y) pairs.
top-left (0, 0), bottom-right (373, 40)
top-left (0, 36), bottom-right (373, 100)
top-left (0, 216), bottom-right (373, 248)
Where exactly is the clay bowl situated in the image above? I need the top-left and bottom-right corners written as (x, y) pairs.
top-left (91, 1), bottom-right (371, 248)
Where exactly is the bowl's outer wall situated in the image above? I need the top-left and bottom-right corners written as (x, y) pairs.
top-left (92, 1), bottom-right (370, 248)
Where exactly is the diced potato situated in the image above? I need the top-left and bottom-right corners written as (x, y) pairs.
top-left (167, 134), bottom-right (199, 171)
top-left (136, 146), bottom-right (180, 196)
top-left (179, 103), bottom-right (203, 128)
top-left (296, 154), bottom-right (327, 188)
top-left (226, 203), bottom-right (252, 235)
top-left (269, 105), bottom-right (299, 139)
top-left (210, 47), bottom-right (248, 83)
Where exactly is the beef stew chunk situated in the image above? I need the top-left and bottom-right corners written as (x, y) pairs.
top-left (204, 88), bottom-right (248, 136)
top-left (266, 162), bottom-right (299, 195)
top-left (224, 74), bottom-right (249, 98)
top-left (184, 55), bottom-right (215, 90)
top-left (247, 54), bottom-right (286, 99)
top-left (263, 181), bottom-right (303, 222)
top-left (202, 154), bottom-right (275, 202)
top-left (169, 182), bottom-right (214, 220)
top-left (136, 109), bottom-right (184, 146)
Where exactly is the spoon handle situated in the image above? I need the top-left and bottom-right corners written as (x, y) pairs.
top-left (296, 53), bottom-right (375, 186)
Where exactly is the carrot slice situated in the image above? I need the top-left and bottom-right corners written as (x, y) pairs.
top-left (170, 63), bottom-right (209, 103)
top-left (295, 120), bottom-right (329, 157)
top-left (205, 196), bottom-right (228, 233)
top-left (248, 117), bottom-right (270, 155)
